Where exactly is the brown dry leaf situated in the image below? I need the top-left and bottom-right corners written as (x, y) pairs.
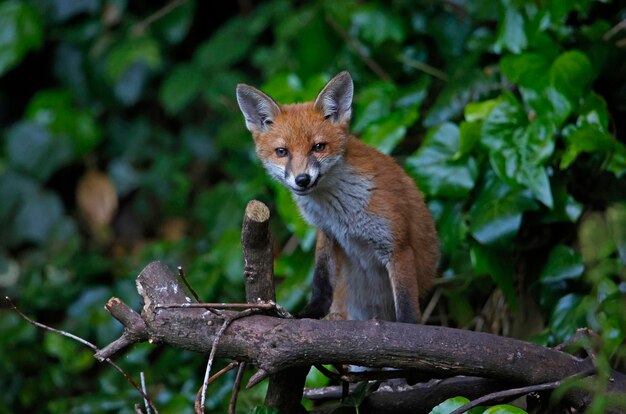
top-left (76, 170), bottom-right (118, 237)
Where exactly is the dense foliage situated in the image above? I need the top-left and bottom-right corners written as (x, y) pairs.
top-left (1, 0), bottom-right (625, 412)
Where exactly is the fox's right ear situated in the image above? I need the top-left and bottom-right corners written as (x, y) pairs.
top-left (236, 84), bottom-right (281, 133)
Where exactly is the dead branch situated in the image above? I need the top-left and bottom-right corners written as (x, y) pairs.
top-left (93, 199), bottom-right (626, 413)
top-left (95, 260), bottom-right (626, 412)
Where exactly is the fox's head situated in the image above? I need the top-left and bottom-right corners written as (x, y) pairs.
top-left (236, 71), bottom-right (353, 195)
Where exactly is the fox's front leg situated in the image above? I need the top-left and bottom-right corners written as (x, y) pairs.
top-left (387, 247), bottom-right (422, 324)
top-left (298, 232), bottom-right (335, 319)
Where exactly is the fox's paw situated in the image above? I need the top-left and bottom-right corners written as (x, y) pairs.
top-left (324, 312), bottom-right (345, 321)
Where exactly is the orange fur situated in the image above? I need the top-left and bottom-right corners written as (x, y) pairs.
top-left (237, 72), bottom-right (440, 323)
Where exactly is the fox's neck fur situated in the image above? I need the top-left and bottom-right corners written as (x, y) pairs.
top-left (293, 137), bottom-right (393, 266)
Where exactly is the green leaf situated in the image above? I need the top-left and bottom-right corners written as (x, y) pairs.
top-left (406, 123), bottom-right (478, 198)
top-left (151, 0), bottom-right (195, 44)
top-left (353, 81), bottom-right (396, 132)
top-left (470, 241), bottom-right (517, 310)
top-left (105, 36), bottom-right (161, 81)
top-left (428, 396), bottom-right (469, 414)
top-left (548, 294), bottom-right (594, 343)
top-left (352, 7), bottom-right (406, 46)
top-left (430, 200), bottom-right (468, 258)
top-left (540, 245), bottom-right (585, 284)
top-left (5, 122), bottom-right (73, 181)
top-left (480, 93), bottom-right (527, 152)
top-left (500, 53), bottom-right (551, 88)
top-left (457, 120), bottom-right (481, 158)
top-left (469, 173), bottom-right (537, 245)
top-left (464, 98), bottom-right (502, 122)
top-left (25, 89), bottom-right (102, 156)
top-left (494, 2), bottom-right (527, 54)
top-left (483, 405), bottom-right (528, 414)
top-left (0, 2), bottom-right (43, 76)
top-left (481, 94), bottom-right (556, 207)
top-left (424, 69), bottom-right (490, 127)
top-left (195, 17), bottom-right (255, 69)
top-left (14, 190), bottom-right (65, 245)
top-left (560, 123), bottom-right (616, 169)
top-left (361, 107), bottom-right (417, 154)
top-left (550, 50), bottom-right (594, 104)
top-left (159, 63), bottom-right (203, 114)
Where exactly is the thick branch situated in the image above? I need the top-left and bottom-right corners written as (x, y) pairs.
top-left (97, 261), bottom-right (626, 412)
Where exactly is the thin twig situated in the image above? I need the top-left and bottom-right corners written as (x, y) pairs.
top-left (229, 362), bottom-right (247, 414)
top-left (135, 404), bottom-right (144, 414)
top-left (140, 372), bottom-right (151, 414)
top-left (156, 302), bottom-right (276, 310)
top-left (198, 309), bottom-right (261, 412)
top-left (421, 287), bottom-right (442, 324)
top-left (604, 19), bottom-right (626, 41)
top-left (398, 54), bottom-right (449, 81)
top-left (449, 369), bottom-right (596, 414)
top-left (5, 297), bottom-right (159, 414)
top-left (133, 0), bottom-right (189, 34)
top-left (194, 361), bottom-right (240, 413)
top-left (177, 266), bottom-right (202, 303)
top-left (325, 13), bottom-right (392, 82)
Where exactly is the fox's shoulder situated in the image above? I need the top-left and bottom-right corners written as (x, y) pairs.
top-left (343, 136), bottom-right (406, 176)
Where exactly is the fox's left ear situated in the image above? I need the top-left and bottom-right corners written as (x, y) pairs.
top-left (314, 71), bottom-right (353, 124)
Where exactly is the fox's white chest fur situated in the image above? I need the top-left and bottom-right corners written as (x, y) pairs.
top-left (294, 161), bottom-right (396, 321)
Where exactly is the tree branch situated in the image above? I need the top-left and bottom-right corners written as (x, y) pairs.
top-left (95, 260), bottom-right (626, 412)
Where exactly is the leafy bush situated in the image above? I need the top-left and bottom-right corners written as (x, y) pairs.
top-left (0, 0), bottom-right (624, 413)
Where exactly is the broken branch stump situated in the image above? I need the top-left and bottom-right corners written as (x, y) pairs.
top-left (242, 200), bottom-right (308, 414)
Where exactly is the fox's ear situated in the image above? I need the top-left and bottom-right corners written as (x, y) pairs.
top-left (314, 71), bottom-right (353, 124)
top-left (236, 84), bottom-right (281, 133)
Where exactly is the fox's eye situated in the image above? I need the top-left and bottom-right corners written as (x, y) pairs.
top-left (312, 143), bottom-right (326, 152)
top-left (275, 147), bottom-right (288, 157)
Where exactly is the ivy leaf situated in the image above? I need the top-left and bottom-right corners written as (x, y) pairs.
top-left (548, 294), bottom-right (594, 343)
top-left (105, 36), bottom-right (161, 81)
top-left (406, 123), bottom-right (478, 198)
top-left (151, 0), bottom-right (195, 44)
top-left (430, 200), bottom-right (468, 258)
top-left (352, 7), bottom-right (406, 46)
top-left (494, 2), bottom-right (527, 54)
top-left (550, 50), bottom-right (594, 105)
top-left (469, 173), bottom-right (537, 245)
top-left (423, 69), bottom-right (491, 127)
top-left (560, 122), bottom-right (616, 170)
top-left (353, 81), bottom-right (396, 132)
top-left (195, 17), bottom-right (255, 69)
top-left (14, 190), bottom-right (65, 245)
top-left (361, 107), bottom-right (417, 154)
top-left (540, 245), bottom-right (585, 284)
top-left (159, 63), bottom-right (203, 114)
top-left (428, 396), bottom-right (469, 414)
top-left (0, 2), bottom-right (43, 76)
top-left (484, 405), bottom-right (528, 414)
top-left (481, 94), bottom-right (555, 207)
top-left (5, 122), bottom-right (73, 181)
top-left (25, 89), bottom-right (102, 156)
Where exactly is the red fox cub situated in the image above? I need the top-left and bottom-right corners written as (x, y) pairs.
top-left (236, 71), bottom-right (439, 324)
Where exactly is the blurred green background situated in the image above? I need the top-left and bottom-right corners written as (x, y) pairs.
top-left (0, 0), bottom-right (625, 413)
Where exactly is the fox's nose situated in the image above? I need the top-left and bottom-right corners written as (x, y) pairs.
top-left (295, 174), bottom-right (311, 188)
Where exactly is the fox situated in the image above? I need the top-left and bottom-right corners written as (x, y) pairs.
top-left (236, 71), bottom-right (439, 324)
